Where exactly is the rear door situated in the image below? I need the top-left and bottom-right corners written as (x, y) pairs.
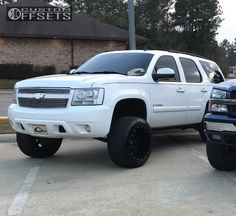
top-left (178, 57), bottom-right (208, 124)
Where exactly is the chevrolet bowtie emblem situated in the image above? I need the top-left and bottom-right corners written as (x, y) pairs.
top-left (34, 93), bottom-right (46, 100)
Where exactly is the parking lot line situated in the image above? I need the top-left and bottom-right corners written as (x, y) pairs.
top-left (191, 149), bottom-right (208, 164)
top-left (8, 165), bottom-right (40, 216)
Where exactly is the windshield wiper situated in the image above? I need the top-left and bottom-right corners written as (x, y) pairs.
top-left (92, 71), bottom-right (125, 75)
top-left (69, 70), bottom-right (125, 75)
top-left (70, 71), bottom-right (92, 75)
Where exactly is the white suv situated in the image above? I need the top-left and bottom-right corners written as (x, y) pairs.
top-left (8, 50), bottom-right (225, 168)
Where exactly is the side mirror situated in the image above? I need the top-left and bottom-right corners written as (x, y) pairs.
top-left (68, 65), bottom-right (78, 74)
top-left (69, 69), bottom-right (76, 74)
top-left (152, 68), bottom-right (175, 81)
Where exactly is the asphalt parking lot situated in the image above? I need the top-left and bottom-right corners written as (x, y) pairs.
top-left (1, 130), bottom-right (236, 216)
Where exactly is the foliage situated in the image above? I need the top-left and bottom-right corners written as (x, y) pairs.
top-left (49, 0), bottom-right (69, 7)
top-left (135, 0), bottom-right (174, 49)
top-left (220, 39), bottom-right (236, 66)
top-left (171, 0), bottom-right (223, 56)
top-left (63, 0), bottom-right (128, 29)
top-left (0, 79), bottom-right (19, 89)
top-left (0, 64), bottom-right (56, 79)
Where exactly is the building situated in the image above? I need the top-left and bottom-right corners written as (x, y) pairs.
top-left (229, 66), bottom-right (236, 74)
top-left (0, 0), bottom-right (148, 72)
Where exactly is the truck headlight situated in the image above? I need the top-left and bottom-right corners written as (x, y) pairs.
top-left (209, 103), bottom-right (228, 112)
top-left (211, 89), bottom-right (227, 99)
top-left (72, 88), bottom-right (104, 106)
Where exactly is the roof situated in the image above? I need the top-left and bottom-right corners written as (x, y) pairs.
top-left (0, 0), bottom-right (148, 44)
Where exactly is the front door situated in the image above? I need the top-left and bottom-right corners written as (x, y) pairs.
top-left (150, 55), bottom-right (188, 128)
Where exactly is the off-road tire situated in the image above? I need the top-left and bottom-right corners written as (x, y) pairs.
top-left (198, 104), bottom-right (209, 142)
top-left (198, 121), bottom-right (206, 142)
top-left (108, 117), bottom-right (152, 168)
top-left (16, 133), bottom-right (62, 158)
top-left (206, 140), bottom-right (235, 171)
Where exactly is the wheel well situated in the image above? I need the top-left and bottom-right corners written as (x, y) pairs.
top-left (111, 99), bottom-right (147, 124)
top-left (205, 101), bottom-right (210, 113)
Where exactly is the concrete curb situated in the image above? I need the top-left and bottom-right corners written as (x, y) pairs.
top-left (0, 116), bottom-right (8, 120)
top-left (0, 134), bottom-right (16, 143)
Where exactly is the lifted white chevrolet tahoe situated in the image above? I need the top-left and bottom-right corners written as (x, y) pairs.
top-left (8, 50), bottom-right (225, 168)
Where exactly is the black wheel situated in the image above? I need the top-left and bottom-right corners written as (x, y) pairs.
top-left (16, 132), bottom-right (62, 158)
top-left (108, 117), bottom-right (152, 168)
top-left (206, 140), bottom-right (236, 171)
top-left (198, 103), bottom-right (209, 142)
top-left (198, 121), bottom-right (206, 142)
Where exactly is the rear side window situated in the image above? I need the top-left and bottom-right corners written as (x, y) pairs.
top-left (199, 60), bottom-right (224, 83)
top-left (155, 55), bottom-right (180, 82)
top-left (180, 57), bottom-right (202, 83)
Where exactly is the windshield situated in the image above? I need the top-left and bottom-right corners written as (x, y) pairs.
top-left (73, 53), bottom-right (154, 76)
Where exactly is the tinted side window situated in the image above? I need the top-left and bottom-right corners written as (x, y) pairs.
top-left (155, 55), bottom-right (180, 82)
top-left (180, 57), bottom-right (202, 83)
top-left (199, 60), bottom-right (224, 83)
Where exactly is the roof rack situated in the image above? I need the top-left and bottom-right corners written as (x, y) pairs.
top-left (168, 50), bottom-right (209, 60)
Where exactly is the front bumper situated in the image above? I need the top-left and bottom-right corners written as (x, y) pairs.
top-left (8, 104), bottom-right (112, 138)
top-left (205, 113), bottom-right (236, 146)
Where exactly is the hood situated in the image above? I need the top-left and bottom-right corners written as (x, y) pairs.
top-left (15, 73), bottom-right (145, 89)
top-left (213, 79), bottom-right (236, 91)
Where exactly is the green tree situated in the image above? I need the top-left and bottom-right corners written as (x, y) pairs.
top-left (63, 0), bottom-right (174, 49)
top-left (172, 0), bottom-right (222, 56)
top-left (64, 0), bottom-right (128, 29)
top-left (135, 0), bottom-right (174, 49)
top-left (220, 39), bottom-right (236, 67)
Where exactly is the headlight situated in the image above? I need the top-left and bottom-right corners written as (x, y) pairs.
top-left (211, 89), bottom-right (227, 99)
top-left (13, 87), bottom-right (17, 104)
top-left (209, 103), bottom-right (228, 112)
top-left (72, 88), bottom-right (104, 106)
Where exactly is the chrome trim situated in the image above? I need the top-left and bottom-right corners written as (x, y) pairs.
top-left (210, 99), bottom-right (236, 105)
top-left (18, 88), bottom-right (70, 94)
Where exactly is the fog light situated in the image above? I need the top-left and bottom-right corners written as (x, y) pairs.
top-left (211, 134), bottom-right (221, 141)
top-left (85, 125), bottom-right (91, 133)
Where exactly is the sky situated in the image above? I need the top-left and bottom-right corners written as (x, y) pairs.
top-left (217, 0), bottom-right (236, 43)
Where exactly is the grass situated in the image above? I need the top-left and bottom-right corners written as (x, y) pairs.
top-left (0, 119), bottom-right (15, 134)
top-left (0, 79), bottom-right (20, 89)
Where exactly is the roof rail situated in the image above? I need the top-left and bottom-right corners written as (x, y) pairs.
top-left (168, 50), bottom-right (209, 59)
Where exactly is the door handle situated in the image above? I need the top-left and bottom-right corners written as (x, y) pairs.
top-left (201, 88), bottom-right (208, 93)
top-left (176, 87), bottom-right (185, 93)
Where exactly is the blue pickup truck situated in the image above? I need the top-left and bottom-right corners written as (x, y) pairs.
top-left (205, 80), bottom-right (236, 170)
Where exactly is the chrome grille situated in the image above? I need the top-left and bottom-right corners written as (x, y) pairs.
top-left (17, 88), bottom-right (70, 108)
top-left (18, 97), bottom-right (68, 108)
top-left (18, 88), bottom-right (70, 94)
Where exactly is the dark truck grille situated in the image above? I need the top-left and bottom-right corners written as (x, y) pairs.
top-left (228, 91), bottom-right (236, 116)
top-left (230, 91), bottom-right (236, 99)
top-left (18, 98), bottom-right (68, 108)
top-left (17, 88), bottom-right (70, 108)
top-left (229, 105), bottom-right (236, 116)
